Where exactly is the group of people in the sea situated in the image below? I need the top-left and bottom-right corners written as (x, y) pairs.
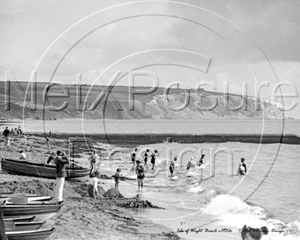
top-left (48, 146), bottom-right (248, 200)
top-left (4, 134), bottom-right (248, 202)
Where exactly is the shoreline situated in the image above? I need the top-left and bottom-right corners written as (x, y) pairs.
top-left (27, 132), bottom-right (300, 145)
top-left (0, 134), bottom-right (183, 240)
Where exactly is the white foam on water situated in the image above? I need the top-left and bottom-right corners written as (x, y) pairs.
top-left (201, 194), bottom-right (300, 239)
top-left (187, 185), bottom-right (203, 194)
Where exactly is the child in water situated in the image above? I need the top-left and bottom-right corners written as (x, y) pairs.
top-left (114, 168), bottom-right (121, 190)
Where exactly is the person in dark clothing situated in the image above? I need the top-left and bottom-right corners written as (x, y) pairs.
top-left (143, 149), bottom-right (150, 169)
top-left (46, 152), bottom-right (56, 165)
top-left (114, 168), bottom-right (121, 190)
top-left (237, 158), bottom-right (247, 175)
top-left (150, 150), bottom-right (159, 170)
top-left (53, 150), bottom-right (69, 202)
top-left (187, 157), bottom-right (196, 170)
top-left (2, 127), bottom-right (10, 146)
top-left (169, 156), bottom-right (177, 177)
top-left (136, 160), bottom-right (145, 191)
top-left (89, 150), bottom-right (99, 176)
top-left (17, 126), bottom-right (22, 135)
top-left (198, 154), bottom-right (205, 166)
top-left (131, 147), bottom-right (138, 165)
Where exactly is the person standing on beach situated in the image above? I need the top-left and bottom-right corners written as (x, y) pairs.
top-left (237, 158), bottom-right (247, 175)
top-left (54, 150), bottom-right (69, 202)
top-left (150, 150), bottom-right (159, 170)
top-left (169, 156), bottom-right (177, 177)
top-left (89, 150), bottom-right (99, 175)
top-left (17, 126), bottom-right (22, 135)
top-left (87, 171), bottom-right (100, 198)
top-left (114, 168), bottom-right (121, 190)
top-left (130, 147), bottom-right (138, 165)
top-left (2, 127), bottom-right (10, 147)
top-left (136, 160), bottom-right (145, 191)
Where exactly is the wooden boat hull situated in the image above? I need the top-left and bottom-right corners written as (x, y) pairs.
top-left (4, 216), bottom-right (35, 222)
top-left (1, 159), bottom-right (90, 180)
top-left (2, 204), bottom-right (62, 220)
top-left (5, 220), bottom-right (45, 231)
top-left (6, 228), bottom-right (54, 240)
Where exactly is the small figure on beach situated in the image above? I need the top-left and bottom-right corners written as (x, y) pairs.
top-left (198, 154), bottom-right (205, 167)
top-left (53, 150), bottom-right (69, 202)
top-left (11, 128), bottom-right (15, 135)
top-left (237, 158), bottom-right (247, 175)
top-left (241, 225), bottom-right (268, 240)
top-left (2, 127), bottom-right (10, 147)
top-left (150, 150), bottom-right (159, 170)
top-left (143, 149), bottom-right (149, 169)
top-left (19, 150), bottom-right (26, 160)
top-left (46, 152), bottom-right (56, 165)
top-left (114, 168), bottom-right (121, 190)
top-left (187, 157), bottom-right (196, 170)
top-left (169, 156), bottom-right (177, 177)
top-left (130, 147), bottom-right (138, 165)
top-left (136, 160), bottom-right (145, 191)
top-left (49, 131), bottom-right (52, 138)
top-left (87, 171), bottom-right (100, 199)
top-left (89, 150), bottom-right (99, 176)
top-left (17, 126), bottom-right (23, 135)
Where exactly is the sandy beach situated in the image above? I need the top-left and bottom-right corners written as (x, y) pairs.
top-left (0, 135), bottom-right (182, 240)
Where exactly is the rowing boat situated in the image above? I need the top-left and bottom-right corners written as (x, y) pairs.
top-left (4, 216), bottom-right (35, 222)
top-left (1, 158), bottom-right (90, 180)
top-left (2, 203), bottom-right (62, 220)
top-left (4, 220), bottom-right (45, 231)
top-left (6, 228), bottom-right (54, 240)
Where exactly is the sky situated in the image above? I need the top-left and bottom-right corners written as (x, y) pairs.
top-left (0, 0), bottom-right (300, 118)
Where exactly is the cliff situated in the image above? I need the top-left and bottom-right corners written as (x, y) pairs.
top-left (0, 82), bottom-right (283, 120)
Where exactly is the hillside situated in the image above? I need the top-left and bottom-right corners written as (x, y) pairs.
top-left (0, 81), bottom-right (283, 120)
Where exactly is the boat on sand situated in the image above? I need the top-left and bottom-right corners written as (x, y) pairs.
top-left (1, 158), bottom-right (90, 180)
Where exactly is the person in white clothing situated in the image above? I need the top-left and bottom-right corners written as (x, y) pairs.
top-left (87, 171), bottom-right (100, 198)
top-left (53, 150), bottom-right (69, 203)
top-left (19, 150), bottom-right (26, 160)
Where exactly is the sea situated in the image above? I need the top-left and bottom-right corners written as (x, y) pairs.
top-left (3, 118), bottom-right (300, 239)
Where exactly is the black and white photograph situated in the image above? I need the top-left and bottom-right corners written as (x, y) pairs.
top-left (0, 1), bottom-right (299, 239)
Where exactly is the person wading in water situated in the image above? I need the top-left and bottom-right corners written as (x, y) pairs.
top-left (136, 160), bottom-right (145, 191)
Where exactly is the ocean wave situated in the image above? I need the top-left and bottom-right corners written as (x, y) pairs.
top-left (201, 194), bottom-right (300, 239)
